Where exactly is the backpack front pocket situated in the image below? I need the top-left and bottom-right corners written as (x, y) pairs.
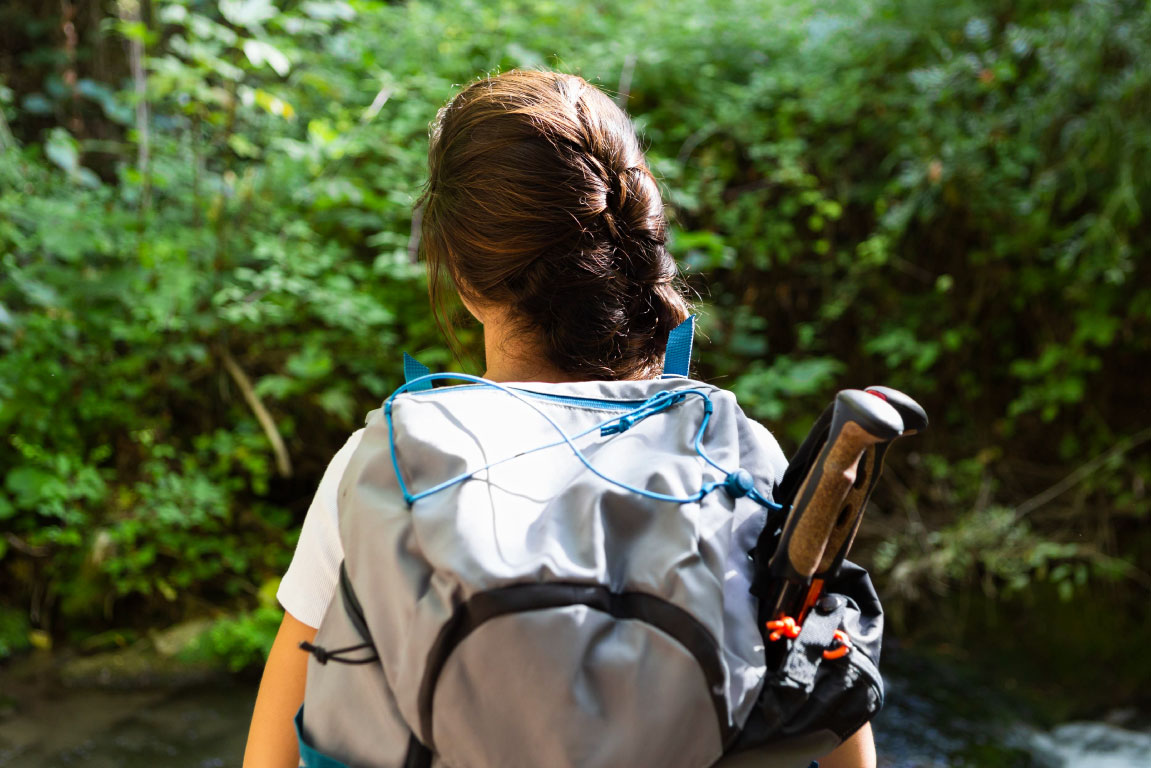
top-left (419, 585), bottom-right (733, 768)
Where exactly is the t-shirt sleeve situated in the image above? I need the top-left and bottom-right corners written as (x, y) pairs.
top-left (746, 418), bottom-right (789, 494)
top-left (277, 428), bottom-right (365, 628)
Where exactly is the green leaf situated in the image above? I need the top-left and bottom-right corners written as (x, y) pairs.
top-left (285, 347), bottom-right (333, 380)
top-left (117, 20), bottom-right (152, 43)
top-left (156, 578), bottom-right (178, 602)
top-left (317, 388), bottom-right (354, 423)
top-left (21, 93), bottom-right (54, 114)
top-left (44, 128), bottom-right (79, 175)
top-left (254, 375), bottom-right (298, 400)
top-left (301, 1), bottom-right (355, 21)
top-left (253, 89), bottom-right (295, 118)
top-left (158, 5), bottom-right (188, 24)
top-left (307, 119), bottom-right (338, 145)
top-left (76, 78), bottom-right (133, 125)
top-left (75, 167), bottom-right (103, 188)
top-left (242, 40), bottom-right (291, 77)
top-left (220, 0), bottom-right (277, 29)
top-left (227, 133), bottom-right (262, 158)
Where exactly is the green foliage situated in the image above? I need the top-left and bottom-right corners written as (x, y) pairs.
top-left (0, 607), bottom-right (31, 660)
top-left (875, 502), bottom-right (1127, 607)
top-left (0, 0), bottom-right (450, 634)
top-left (651, 0), bottom-right (1151, 605)
top-left (184, 604), bottom-right (281, 672)
top-left (0, 0), bottom-right (1148, 666)
top-left (182, 579), bottom-right (282, 672)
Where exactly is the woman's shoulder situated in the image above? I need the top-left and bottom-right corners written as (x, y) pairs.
top-left (330, 427), bottom-right (366, 471)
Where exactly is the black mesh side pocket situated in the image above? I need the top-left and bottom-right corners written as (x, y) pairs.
top-left (730, 562), bottom-right (884, 754)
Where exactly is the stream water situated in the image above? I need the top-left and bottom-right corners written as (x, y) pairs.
top-left (0, 649), bottom-right (1147, 767)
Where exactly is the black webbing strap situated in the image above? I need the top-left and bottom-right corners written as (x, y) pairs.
top-left (403, 734), bottom-right (432, 768)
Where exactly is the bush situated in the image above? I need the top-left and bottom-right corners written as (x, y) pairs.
top-left (1, 0), bottom-right (1147, 667)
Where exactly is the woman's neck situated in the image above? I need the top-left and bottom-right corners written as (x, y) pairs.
top-left (479, 312), bottom-right (582, 383)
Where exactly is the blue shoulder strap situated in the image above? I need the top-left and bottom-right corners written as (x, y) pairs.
top-left (661, 315), bottom-right (696, 378)
top-left (402, 352), bottom-right (433, 392)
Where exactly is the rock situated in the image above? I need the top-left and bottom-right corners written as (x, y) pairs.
top-left (1021, 721), bottom-right (1151, 768)
top-left (59, 639), bottom-right (224, 689)
top-left (150, 618), bottom-right (214, 657)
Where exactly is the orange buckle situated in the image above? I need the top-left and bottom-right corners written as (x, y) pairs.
top-left (823, 629), bottom-right (852, 660)
top-left (765, 616), bottom-right (802, 642)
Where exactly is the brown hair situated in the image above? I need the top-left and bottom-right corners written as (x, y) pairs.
top-left (417, 69), bottom-right (691, 380)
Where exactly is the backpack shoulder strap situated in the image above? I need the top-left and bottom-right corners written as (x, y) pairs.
top-left (662, 315), bottom-right (696, 378)
top-left (402, 352), bottom-right (433, 392)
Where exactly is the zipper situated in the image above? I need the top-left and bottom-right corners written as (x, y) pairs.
top-left (407, 384), bottom-right (661, 411)
top-left (414, 582), bottom-right (736, 752)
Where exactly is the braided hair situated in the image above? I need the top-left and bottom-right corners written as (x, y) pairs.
top-left (418, 69), bottom-right (692, 380)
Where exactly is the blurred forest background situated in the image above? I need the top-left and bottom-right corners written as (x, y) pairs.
top-left (1, 0), bottom-right (1149, 722)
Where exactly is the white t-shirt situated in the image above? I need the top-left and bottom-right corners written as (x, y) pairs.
top-left (277, 428), bottom-right (364, 628)
top-left (278, 420), bottom-right (787, 629)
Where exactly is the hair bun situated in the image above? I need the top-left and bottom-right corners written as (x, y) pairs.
top-left (418, 70), bottom-right (692, 380)
top-left (607, 168), bottom-right (629, 214)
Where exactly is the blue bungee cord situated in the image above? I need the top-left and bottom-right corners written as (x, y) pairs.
top-left (382, 373), bottom-right (783, 512)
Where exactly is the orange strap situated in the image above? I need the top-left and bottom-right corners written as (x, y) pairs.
top-left (799, 578), bottom-right (825, 622)
top-left (822, 629), bottom-right (852, 660)
top-left (764, 616), bottom-right (802, 642)
top-left (767, 618), bottom-right (853, 660)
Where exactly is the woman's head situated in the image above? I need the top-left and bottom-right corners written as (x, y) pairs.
top-left (418, 69), bottom-right (691, 381)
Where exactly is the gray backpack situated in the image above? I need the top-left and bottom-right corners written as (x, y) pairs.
top-left (295, 321), bottom-right (883, 768)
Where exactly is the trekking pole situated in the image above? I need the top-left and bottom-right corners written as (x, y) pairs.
top-left (761, 390), bottom-right (904, 626)
top-left (806, 387), bottom-right (928, 599)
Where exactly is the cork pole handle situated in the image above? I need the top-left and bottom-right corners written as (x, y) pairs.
top-left (778, 390), bottom-right (903, 584)
top-left (814, 387), bottom-right (930, 579)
